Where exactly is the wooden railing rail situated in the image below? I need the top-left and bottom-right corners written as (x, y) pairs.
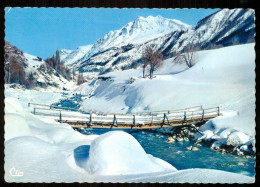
top-left (30, 102), bottom-right (220, 127)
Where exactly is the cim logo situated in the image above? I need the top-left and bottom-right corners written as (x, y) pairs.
top-left (9, 167), bottom-right (23, 177)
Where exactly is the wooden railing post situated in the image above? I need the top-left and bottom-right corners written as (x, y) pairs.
top-left (133, 115), bottom-right (135, 128)
top-left (89, 112), bottom-right (92, 126)
top-left (59, 111), bottom-right (62, 123)
top-left (112, 114), bottom-right (118, 128)
top-left (202, 109), bottom-right (204, 120)
top-left (162, 113), bottom-right (170, 127)
top-left (183, 111), bottom-right (186, 121)
top-left (217, 107), bottom-right (220, 116)
top-left (161, 114), bottom-right (165, 128)
top-left (28, 103), bottom-right (30, 107)
top-left (151, 114), bottom-right (153, 126)
top-left (33, 108), bottom-right (35, 115)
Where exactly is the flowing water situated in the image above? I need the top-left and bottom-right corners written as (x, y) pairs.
top-left (54, 96), bottom-right (255, 177)
top-left (80, 128), bottom-right (255, 177)
top-left (52, 93), bottom-right (82, 111)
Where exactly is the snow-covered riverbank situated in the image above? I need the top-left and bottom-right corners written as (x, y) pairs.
top-left (4, 89), bottom-right (254, 183)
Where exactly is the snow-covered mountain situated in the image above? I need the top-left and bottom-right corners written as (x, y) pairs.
top-left (161, 9), bottom-right (255, 57)
top-left (58, 45), bottom-right (93, 67)
top-left (4, 41), bottom-right (75, 90)
top-left (85, 15), bottom-right (191, 57)
top-left (53, 9), bottom-right (254, 79)
top-left (57, 15), bottom-right (190, 78)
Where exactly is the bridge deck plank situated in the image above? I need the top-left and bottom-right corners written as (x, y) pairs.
top-left (57, 114), bottom-right (220, 129)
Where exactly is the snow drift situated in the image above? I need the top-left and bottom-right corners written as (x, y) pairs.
top-left (4, 96), bottom-right (97, 182)
top-left (85, 131), bottom-right (177, 175)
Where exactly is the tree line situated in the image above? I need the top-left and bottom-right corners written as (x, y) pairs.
top-left (46, 51), bottom-right (87, 85)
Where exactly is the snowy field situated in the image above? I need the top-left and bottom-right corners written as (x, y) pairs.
top-left (4, 43), bottom-right (255, 182)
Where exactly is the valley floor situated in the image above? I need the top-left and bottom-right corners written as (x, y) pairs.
top-left (4, 88), bottom-right (254, 183)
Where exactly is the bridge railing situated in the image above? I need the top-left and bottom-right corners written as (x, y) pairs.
top-left (29, 102), bottom-right (204, 116)
top-left (29, 102), bottom-right (220, 126)
top-left (33, 107), bottom-right (90, 121)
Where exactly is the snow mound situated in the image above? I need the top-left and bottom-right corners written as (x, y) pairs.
top-left (85, 131), bottom-right (177, 175)
top-left (5, 93), bottom-right (99, 182)
top-left (226, 131), bottom-right (250, 147)
top-left (5, 114), bottom-right (32, 141)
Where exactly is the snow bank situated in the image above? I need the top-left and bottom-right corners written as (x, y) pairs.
top-left (196, 111), bottom-right (254, 154)
top-left (226, 131), bottom-right (250, 146)
top-left (4, 95), bottom-right (98, 182)
top-left (4, 96), bottom-right (96, 143)
top-left (85, 131), bottom-right (177, 175)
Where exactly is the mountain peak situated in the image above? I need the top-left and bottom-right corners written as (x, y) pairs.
top-left (134, 15), bottom-right (190, 28)
top-left (84, 15), bottom-right (191, 59)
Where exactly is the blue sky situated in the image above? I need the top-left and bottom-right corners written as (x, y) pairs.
top-left (5, 8), bottom-right (219, 59)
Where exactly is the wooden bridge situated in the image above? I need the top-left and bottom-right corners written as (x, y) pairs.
top-left (28, 103), bottom-right (221, 129)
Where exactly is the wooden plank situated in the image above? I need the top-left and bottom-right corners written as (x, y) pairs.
top-left (61, 113), bottom-right (222, 129)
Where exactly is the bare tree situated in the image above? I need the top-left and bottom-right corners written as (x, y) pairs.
top-left (149, 51), bottom-right (163, 79)
top-left (142, 46), bottom-right (163, 79)
top-left (142, 46), bottom-right (153, 78)
top-left (77, 72), bottom-right (86, 85)
top-left (174, 46), bottom-right (197, 68)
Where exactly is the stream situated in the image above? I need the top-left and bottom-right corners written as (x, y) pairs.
top-left (54, 95), bottom-right (255, 177)
top-left (79, 128), bottom-right (255, 177)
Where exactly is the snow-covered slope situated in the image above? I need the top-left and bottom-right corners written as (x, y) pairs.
top-left (52, 16), bottom-right (191, 76)
top-left (23, 53), bottom-right (45, 68)
top-left (25, 53), bottom-right (76, 90)
top-left (86, 15), bottom-right (190, 57)
top-left (78, 43), bottom-right (255, 150)
top-left (54, 15), bottom-right (190, 77)
top-left (5, 41), bottom-right (76, 90)
top-left (80, 43), bottom-right (254, 113)
top-left (59, 45), bottom-right (93, 67)
top-left (162, 9), bottom-right (255, 57)
top-left (52, 9), bottom-right (254, 78)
